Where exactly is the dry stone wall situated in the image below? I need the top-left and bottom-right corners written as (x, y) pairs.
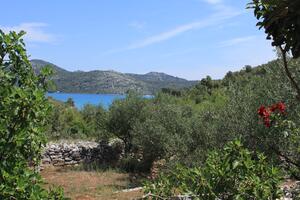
top-left (41, 140), bottom-right (124, 167)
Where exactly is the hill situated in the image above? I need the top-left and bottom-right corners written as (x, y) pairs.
top-left (30, 59), bottom-right (197, 94)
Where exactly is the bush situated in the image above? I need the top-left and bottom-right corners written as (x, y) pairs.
top-left (80, 104), bottom-right (109, 140)
top-left (0, 30), bottom-right (67, 199)
top-left (144, 139), bottom-right (283, 200)
top-left (214, 61), bottom-right (300, 177)
top-left (107, 92), bottom-right (147, 153)
top-left (130, 98), bottom-right (218, 172)
top-left (47, 104), bottom-right (88, 139)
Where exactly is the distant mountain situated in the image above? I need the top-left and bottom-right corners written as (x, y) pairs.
top-left (30, 59), bottom-right (197, 94)
top-left (31, 59), bottom-right (69, 74)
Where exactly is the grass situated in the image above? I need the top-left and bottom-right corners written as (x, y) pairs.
top-left (41, 166), bottom-right (144, 200)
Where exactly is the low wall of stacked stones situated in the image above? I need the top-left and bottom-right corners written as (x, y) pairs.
top-left (41, 140), bottom-right (124, 167)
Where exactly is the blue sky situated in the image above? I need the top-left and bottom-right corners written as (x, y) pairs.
top-left (0, 0), bottom-right (276, 80)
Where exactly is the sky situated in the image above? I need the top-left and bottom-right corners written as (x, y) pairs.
top-left (0, 0), bottom-right (276, 80)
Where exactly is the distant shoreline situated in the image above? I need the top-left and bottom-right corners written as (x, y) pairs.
top-left (47, 91), bottom-right (154, 96)
top-left (47, 92), bottom-right (153, 109)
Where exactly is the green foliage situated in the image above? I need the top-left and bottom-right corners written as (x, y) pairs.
top-left (131, 100), bottom-right (215, 170)
top-left (80, 104), bottom-right (109, 140)
top-left (0, 30), bottom-right (67, 199)
top-left (219, 60), bottom-right (300, 173)
top-left (43, 57), bottom-right (300, 182)
top-left (185, 59), bottom-right (299, 151)
top-left (186, 76), bottom-right (223, 105)
top-left (144, 140), bottom-right (283, 200)
top-left (245, 65), bottom-right (252, 73)
top-left (48, 187), bottom-right (68, 200)
top-left (45, 97), bottom-right (110, 140)
top-left (248, 0), bottom-right (300, 58)
top-left (161, 88), bottom-right (182, 97)
top-left (105, 92), bottom-right (220, 172)
top-left (46, 99), bottom-right (88, 139)
top-left (65, 97), bottom-right (75, 107)
top-left (264, 117), bottom-right (300, 179)
top-left (107, 92), bottom-right (147, 153)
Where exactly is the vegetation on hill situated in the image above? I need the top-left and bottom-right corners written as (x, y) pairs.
top-left (31, 59), bottom-right (196, 94)
top-left (42, 10), bottom-right (300, 196)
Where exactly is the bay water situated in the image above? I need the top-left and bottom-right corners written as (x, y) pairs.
top-left (47, 93), bottom-right (125, 109)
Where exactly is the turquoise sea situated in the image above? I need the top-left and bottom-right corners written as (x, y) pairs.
top-left (47, 93), bottom-right (153, 109)
top-left (47, 93), bottom-right (125, 109)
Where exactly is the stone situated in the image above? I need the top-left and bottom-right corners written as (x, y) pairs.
top-left (42, 158), bottom-right (51, 164)
top-left (64, 157), bottom-right (72, 162)
top-left (40, 140), bottom-right (124, 167)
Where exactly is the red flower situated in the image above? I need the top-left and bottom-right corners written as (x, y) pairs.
top-left (277, 102), bottom-right (286, 113)
top-left (257, 102), bottom-right (286, 128)
top-left (258, 106), bottom-right (270, 117)
top-left (258, 105), bottom-right (266, 116)
top-left (270, 104), bottom-right (278, 112)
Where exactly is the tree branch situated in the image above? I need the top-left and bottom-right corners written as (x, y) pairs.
top-left (270, 146), bottom-right (300, 179)
top-left (279, 46), bottom-right (300, 101)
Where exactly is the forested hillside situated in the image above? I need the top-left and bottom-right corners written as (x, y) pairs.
top-left (31, 59), bottom-right (196, 94)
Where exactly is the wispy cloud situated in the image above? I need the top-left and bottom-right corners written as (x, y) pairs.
top-left (126, 10), bottom-right (241, 50)
top-left (202, 0), bottom-right (222, 5)
top-left (101, 1), bottom-right (242, 55)
top-left (0, 23), bottom-right (56, 43)
top-left (219, 36), bottom-right (257, 47)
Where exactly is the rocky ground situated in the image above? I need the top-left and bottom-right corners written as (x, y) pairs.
top-left (282, 179), bottom-right (300, 200)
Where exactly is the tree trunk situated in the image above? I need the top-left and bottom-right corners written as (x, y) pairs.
top-left (279, 46), bottom-right (300, 102)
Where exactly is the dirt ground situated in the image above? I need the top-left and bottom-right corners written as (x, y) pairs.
top-left (41, 166), bottom-right (300, 199)
top-left (41, 166), bottom-right (144, 200)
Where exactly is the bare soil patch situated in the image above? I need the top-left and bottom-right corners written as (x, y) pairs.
top-left (41, 166), bottom-right (144, 200)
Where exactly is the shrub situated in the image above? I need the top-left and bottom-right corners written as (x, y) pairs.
top-left (46, 100), bottom-right (91, 139)
top-left (0, 30), bottom-right (67, 199)
top-left (144, 139), bottom-right (283, 200)
top-left (257, 102), bottom-right (300, 179)
top-left (80, 104), bottom-right (109, 140)
top-left (213, 60), bottom-right (300, 155)
top-left (130, 100), bottom-right (216, 172)
top-left (107, 92), bottom-right (147, 153)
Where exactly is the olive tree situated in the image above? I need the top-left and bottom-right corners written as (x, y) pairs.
top-left (107, 93), bottom-right (147, 154)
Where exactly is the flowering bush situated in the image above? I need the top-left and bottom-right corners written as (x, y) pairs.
top-left (258, 102), bottom-right (300, 179)
top-left (258, 102), bottom-right (286, 127)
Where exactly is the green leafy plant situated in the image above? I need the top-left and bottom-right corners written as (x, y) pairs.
top-left (144, 140), bottom-right (283, 200)
top-left (0, 30), bottom-right (67, 199)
